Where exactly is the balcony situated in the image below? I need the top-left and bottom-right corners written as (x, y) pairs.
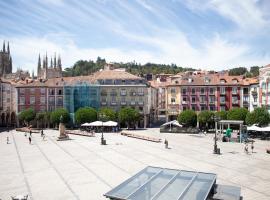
top-left (110, 92), bottom-right (117, 96)
top-left (130, 101), bottom-right (136, 105)
top-left (252, 91), bottom-right (258, 96)
top-left (120, 92), bottom-right (127, 96)
top-left (253, 101), bottom-right (258, 105)
top-left (168, 104), bottom-right (179, 110)
top-left (182, 101), bottom-right (188, 104)
top-left (138, 101), bottom-right (144, 105)
top-left (232, 101), bottom-right (239, 105)
top-left (191, 101), bottom-right (196, 104)
top-left (138, 92), bottom-right (144, 96)
top-left (120, 102), bottom-right (127, 105)
top-left (111, 102), bottom-right (117, 106)
top-left (220, 101), bottom-right (226, 105)
top-left (130, 92), bottom-right (136, 96)
top-left (243, 101), bottom-right (249, 105)
top-left (101, 102), bottom-right (107, 106)
top-left (199, 101), bottom-right (206, 104)
top-left (209, 101), bottom-right (215, 105)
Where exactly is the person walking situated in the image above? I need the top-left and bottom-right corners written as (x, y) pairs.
top-left (28, 136), bottom-right (32, 144)
top-left (29, 130), bottom-right (32, 137)
top-left (244, 142), bottom-right (249, 154)
top-left (41, 129), bottom-right (44, 137)
top-left (251, 141), bottom-right (254, 153)
top-left (164, 139), bottom-right (168, 149)
top-left (42, 134), bottom-right (45, 141)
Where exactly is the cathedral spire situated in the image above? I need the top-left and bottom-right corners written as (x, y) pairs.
top-left (7, 41), bottom-right (10, 54)
top-left (38, 54), bottom-right (41, 71)
top-left (45, 52), bottom-right (48, 68)
top-left (3, 41), bottom-right (6, 52)
top-left (54, 53), bottom-right (57, 68)
top-left (57, 55), bottom-right (62, 71)
top-left (50, 57), bottom-right (53, 68)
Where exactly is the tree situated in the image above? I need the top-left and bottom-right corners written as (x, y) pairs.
top-left (227, 108), bottom-right (248, 122)
top-left (228, 67), bottom-right (247, 76)
top-left (198, 111), bottom-right (214, 130)
top-left (18, 108), bottom-right (35, 126)
top-left (215, 111), bottom-right (227, 120)
top-left (50, 108), bottom-right (70, 126)
top-left (250, 66), bottom-right (259, 77)
top-left (246, 107), bottom-right (270, 126)
top-left (177, 110), bottom-right (197, 127)
top-left (35, 112), bottom-right (46, 128)
top-left (98, 107), bottom-right (117, 121)
top-left (75, 107), bottom-right (97, 124)
top-left (118, 107), bottom-right (140, 128)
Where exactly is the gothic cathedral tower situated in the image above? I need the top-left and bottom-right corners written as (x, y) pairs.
top-left (0, 41), bottom-right (12, 76)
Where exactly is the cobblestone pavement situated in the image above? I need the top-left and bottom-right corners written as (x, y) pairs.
top-left (0, 128), bottom-right (269, 200)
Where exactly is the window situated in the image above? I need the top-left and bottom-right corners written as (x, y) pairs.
top-left (40, 88), bottom-right (46, 95)
top-left (138, 88), bottom-right (144, 95)
top-left (232, 87), bottom-right (238, 94)
top-left (101, 90), bottom-right (107, 96)
top-left (122, 79), bottom-right (126, 84)
top-left (182, 88), bottom-right (187, 95)
top-left (19, 88), bottom-right (25, 95)
top-left (49, 96), bottom-right (55, 105)
top-left (120, 89), bottom-right (127, 96)
top-left (171, 88), bottom-right (176, 93)
top-left (210, 106), bottom-right (216, 111)
top-left (220, 87), bottom-right (226, 94)
top-left (191, 88), bottom-right (196, 94)
top-left (40, 106), bottom-right (46, 111)
top-left (192, 96), bottom-right (196, 103)
top-left (254, 96), bottom-right (257, 103)
top-left (30, 88), bottom-right (35, 94)
top-left (220, 79), bottom-right (226, 84)
top-left (182, 96), bottom-right (187, 103)
top-left (19, 97), bottom-right (25, 105)
top-left (220, 96), bottom-right (226, 103)
top-left (40, 96), bottom-right (46, 104)
top-left (171, 98), bottom-right (175, 104)
top-left (110, 89), bottom-right (117, 96)
top-left (57, 89), bottom-right (62, 95)
top-left (57, 96), bottom-right (63, 106)
top-left (200, 88), bottom-right (205, 94)
top-left (49, 88), bottom-right (55, 95)
top-left (30, 96), bottom-right (35, 104)
top-left (232, 96), bottom-right (238, 104)
top-left (209, 88), bottom-right (215, 94)
top-left (200, 96), bottom-right (206, 103)
top-left (232, 79), bottom-right (238, 83)
top-left (220, 106), bottom-right (226, 111)
top-left (243, 96), bottom-right (249, 103)
top-left (209, 96), bottom-right (215, 103)
top-left (201, 105), bottom-right (206, 111)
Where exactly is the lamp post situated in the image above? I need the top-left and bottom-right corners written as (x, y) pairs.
top-left (212, 115), bottom-right (220, 154)
top-left (99, 113), bottom-right (106, 145)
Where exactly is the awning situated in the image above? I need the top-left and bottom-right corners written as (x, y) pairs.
top-left (161, 120), bottom-right (182, 127)
top-left (103, 121), bottom-right (118, 126)
top-left (247, 125), bottom-right (261, 131)
top-left (81, 123), bottom-right (91, 126)
top-left (89, 121), bottom-right (103, 126)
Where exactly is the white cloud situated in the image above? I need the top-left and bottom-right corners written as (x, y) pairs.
top-left (3, 31), bottom-right (269, 75)
top-left (183, 0), bottom-right (269, 32)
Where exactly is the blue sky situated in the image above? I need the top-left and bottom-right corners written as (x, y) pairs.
top-left (0, 0), bottom-right (270, 73)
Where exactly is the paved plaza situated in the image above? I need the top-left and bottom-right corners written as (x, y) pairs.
top-left (0, 128), bottom-right (270, 200)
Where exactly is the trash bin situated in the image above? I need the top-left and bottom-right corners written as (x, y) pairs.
top-left (102, 139), bottom-right (106, 145)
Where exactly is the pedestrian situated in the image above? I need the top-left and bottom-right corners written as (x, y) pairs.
top-left (244, 142), bottom-right (249, 154)
top-left (164, 139), bottom-right (168, 149)
top-left (6, 136), bottom-right (9, 144)
top-left (29, 130), bottom-right (32, 137)
top-left (28, 136), bottom-right (32, 144)
top-left (251, 141), bottom-right (254, 153)
top-left (41, 129), bottom-right (44, 137)
top-left (42, 134), bottom-right (45, 141)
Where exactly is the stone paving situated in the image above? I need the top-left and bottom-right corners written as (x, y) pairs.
top-left (0, 128), bottom-right (270, 200)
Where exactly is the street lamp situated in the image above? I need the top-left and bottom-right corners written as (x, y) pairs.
top-left (99, 113), bottom-right (106, 145)
top-left (212, 115), bottom-right (221, 154)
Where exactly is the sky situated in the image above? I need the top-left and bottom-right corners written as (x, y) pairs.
top-left (0, 0), bottom-right (270, 73)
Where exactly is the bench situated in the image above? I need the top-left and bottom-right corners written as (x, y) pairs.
top-left (121, 132), bottom-right (161, 143)
top-left (66, 131), bottom-right (95, 137)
